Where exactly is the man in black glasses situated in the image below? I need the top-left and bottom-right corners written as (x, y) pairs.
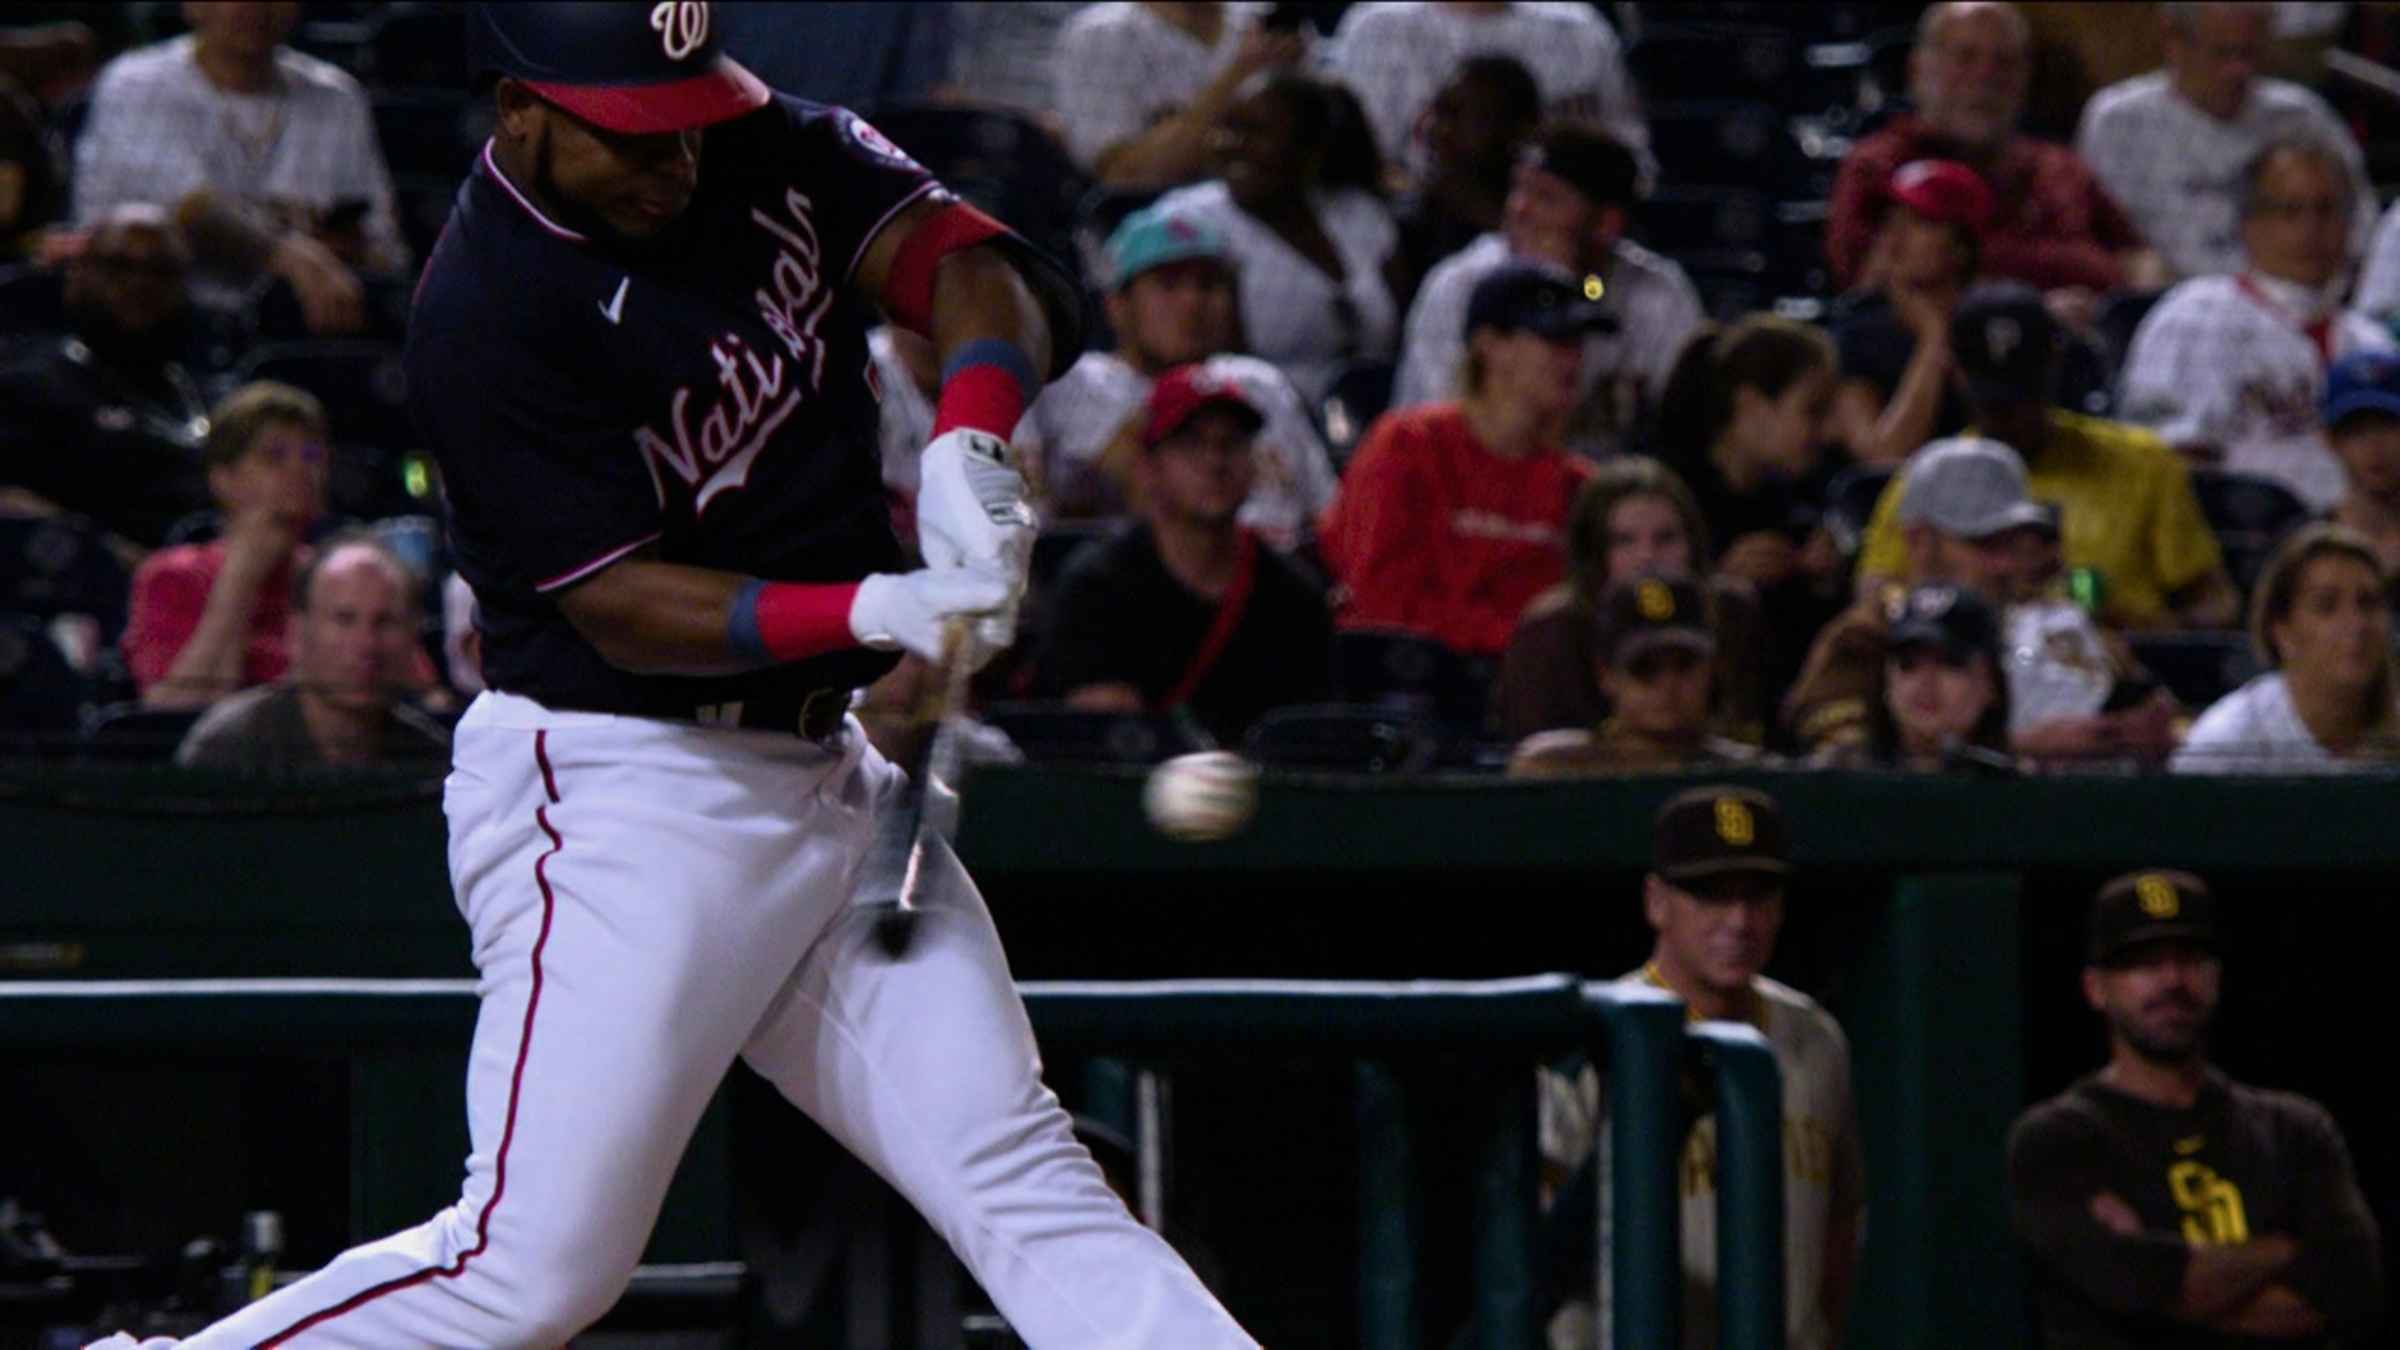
top-left (0, 201), bottom-right (212, 555)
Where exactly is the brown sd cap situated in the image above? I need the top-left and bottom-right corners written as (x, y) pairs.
top-left (1652, 785), bottom-right (1791, 884)
top-left (2088, 869), bottom-right (2216, 966)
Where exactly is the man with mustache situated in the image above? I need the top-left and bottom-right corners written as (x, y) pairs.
top-left (2007, 871), bottom-right (2383, 1346)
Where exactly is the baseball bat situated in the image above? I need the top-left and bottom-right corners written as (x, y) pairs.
top-left (871, 616), bottom-right (976, 955)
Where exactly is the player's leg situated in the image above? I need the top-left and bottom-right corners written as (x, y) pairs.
top-left (740, 751), bottom-right (1259, 1350)
top-left (179, 708), bottom-right (871, 1348)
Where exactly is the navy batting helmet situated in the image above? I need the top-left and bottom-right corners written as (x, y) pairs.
top-left (470, 2), bottom-right (769, 135)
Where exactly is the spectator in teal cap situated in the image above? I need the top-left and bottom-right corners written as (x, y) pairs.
top-left (1013, 202), bottom-right (1338, 551)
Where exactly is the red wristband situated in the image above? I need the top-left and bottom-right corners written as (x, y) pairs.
top-left (932, 360), bottom-right (1028, 438)
top-left (731, 580), bottom-right (861, 664)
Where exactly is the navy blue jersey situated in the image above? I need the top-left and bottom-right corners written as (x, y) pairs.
top-left (407, 95), bottom-right (936, 717)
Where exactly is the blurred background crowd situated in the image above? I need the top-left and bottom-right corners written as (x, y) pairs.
top-left (7, 0), bottom-right (2400, 782)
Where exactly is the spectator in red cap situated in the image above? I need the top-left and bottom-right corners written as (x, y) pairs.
top-left (1030, 364), bottom-right (1331, 746)
top-left (1319, 262), bottom-right (1603, 658)
top-left (1825, 2), bottom-right (2160, 316)
top-left (1827, 159), bottom-right (1991, 467)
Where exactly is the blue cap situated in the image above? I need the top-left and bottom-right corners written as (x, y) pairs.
top-left (1104, 205), bottom-right (1229, 291)
top-left (1463, 262), bottom-right (1616, 340)
top-left (2323, 350), bottom-right (2400, 428)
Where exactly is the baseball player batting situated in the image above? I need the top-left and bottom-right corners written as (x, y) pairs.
top-left (89, 4), bottom-right (1254, 1346)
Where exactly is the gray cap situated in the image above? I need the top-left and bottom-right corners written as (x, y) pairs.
top-left (1894, 437), bottom-right (2056, 540)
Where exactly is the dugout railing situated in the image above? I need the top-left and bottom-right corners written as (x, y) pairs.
top-left (8, 762), bottom-right (2398, 1346)
top-left (0, 974), bottom-right (1784, 1350)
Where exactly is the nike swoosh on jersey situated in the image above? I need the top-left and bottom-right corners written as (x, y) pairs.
top-left (599, 276), bottom-right (629, 325)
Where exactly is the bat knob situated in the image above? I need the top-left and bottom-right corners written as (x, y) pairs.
top-left (872, 907), bottom-right (919, 958)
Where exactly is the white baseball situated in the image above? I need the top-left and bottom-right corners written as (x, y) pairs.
top-left (1142, 751), bottom-right (1259, 842)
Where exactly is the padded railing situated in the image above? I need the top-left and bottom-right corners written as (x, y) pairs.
top-left (0, 975), bottom-right (1785, 1350)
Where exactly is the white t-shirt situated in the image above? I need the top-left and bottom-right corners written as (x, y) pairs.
top-left (1394, 232), bottom-right (1704, 456)
top-left (2004, 599), bottom-right (2117, 736)
top-left (2172, 671), bottom-right (2396, 774)
top-left (1149, 180), bottom-right (1401, 406)
top-left (73, 35), bottom-right (406, 305)
top-left (1050, 1), bottom-right (1267, 171)
top-left (1014, 350), bottom-right (1339, 551)
top-left (1327, 1), bottom-right (1650, 187)
top-left (2116, 272), bottom-right (2395, 510)
top-left (1538, 971), bottom-right (1862, 1350)
top-left (2075, 72), bottom-right (2374, 282)
top-left (2347, 199), bottom-right (2400, 324)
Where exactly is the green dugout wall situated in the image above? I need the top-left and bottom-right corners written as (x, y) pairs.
top-left (4, 765), bottom-right (2395, 1346)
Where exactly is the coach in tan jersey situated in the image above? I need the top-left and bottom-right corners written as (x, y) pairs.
top-left (1539, 785), bottom-right (1865, 1349)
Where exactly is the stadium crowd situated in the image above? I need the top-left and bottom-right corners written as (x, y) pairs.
top-left (1, 7), bottom-right (2394, 1349)
top-left (10, 0), bottom-right (2400, 780)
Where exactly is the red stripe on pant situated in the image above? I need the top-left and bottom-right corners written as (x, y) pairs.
top-left (257, 729), bottom-right (565, 1347)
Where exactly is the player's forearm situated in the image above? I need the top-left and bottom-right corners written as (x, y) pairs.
top-left (928, 246), bottom-right (1052, 384)
top-left (2172, 1235), bottom-right (2298, 1323)
top-left (555, 558), bottom-right (820, 677)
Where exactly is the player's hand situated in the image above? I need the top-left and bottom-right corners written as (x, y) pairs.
top-left (918, 426), bottom-right (1036, 588)
top-left (850, 566), bottom-right (1014, 667)
top-left (267, 231), bottom-right (366, 335)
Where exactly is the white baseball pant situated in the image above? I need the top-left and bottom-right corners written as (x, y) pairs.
top-left (155, 691), bottom-right (1255, 1349)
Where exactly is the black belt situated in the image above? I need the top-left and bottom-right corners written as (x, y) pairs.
top-left (688, 687), bottom-right (852, 741)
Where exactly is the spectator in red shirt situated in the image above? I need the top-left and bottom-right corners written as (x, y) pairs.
top-left (1826, 2), bottom-right (2161, 315)
top-left (1318, 262), bottom-right (1604, 656)
top-left (121, 380), bottom-right (328, 709)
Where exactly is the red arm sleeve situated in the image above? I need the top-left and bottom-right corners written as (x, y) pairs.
top-left (120, 554), bottom-right (206, 693)
top-left (1320, 415), bottom-right (1439, 634)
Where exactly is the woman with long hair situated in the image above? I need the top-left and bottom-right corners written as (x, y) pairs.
top-left (1151, 72), bottom-right (1403, 404)
top-left (2174, 524), bottom-right (2400, 773)
top-left (1490, 456), bottom-right (1768, 741)
top-left (1813, 583), bottom-right (2017, 773)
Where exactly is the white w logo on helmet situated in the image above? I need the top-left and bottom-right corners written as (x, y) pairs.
top-left (650, 1), bottom-right (709, 61)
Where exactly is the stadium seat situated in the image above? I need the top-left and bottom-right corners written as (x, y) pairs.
top-left (1822, 463), bottom-right (1897, 559)
top-left (371, 89), bottom-right (489, 179)
top-left (1627, 23), bottom-right (1802, 108)
top-left (1321, 358), bottom-right (1395, 460)
top-left (393, 173), bottom-right (462, 264)
top-left (0, 516), bottom-right (131, 644)
top-left (234, 341), bottom-right (415, 452)
top-left (2093, 287), bottom-right (2168, 372)
top-left (1243, 703), bottom-right (1440, 774)
top-left (1645, 99), bottom-right (1817, 196)
top-left (365, 4), bottom-right (472, 92)
top-left (2127, 631), bottom-right (2261, 711)
top-left (979, 702), bottom-right (1211, 766)
top-left (0, 615), bottom-right (90, 748)
top-left (80, 702), bottom-right (204, 763)
top-left (2187, 469), bottom-right (2310, 595)
top-left (1639, 187), bottom-right (1774, 259)
top-left (1331, 629), bottom-right (1491, 727)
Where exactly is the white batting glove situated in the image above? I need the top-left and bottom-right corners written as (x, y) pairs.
top-left (850, 567), bottom-right (1013, 667)
top-left (917, 428), bottom-right (1036, 589)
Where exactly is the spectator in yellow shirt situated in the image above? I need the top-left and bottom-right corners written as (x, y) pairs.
top-left (1854, 285), bottom-right (2238, 630)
